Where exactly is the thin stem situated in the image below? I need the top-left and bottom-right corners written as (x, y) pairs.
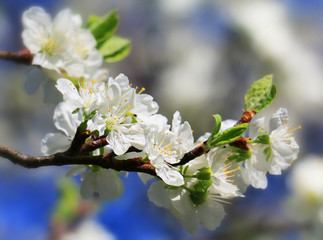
top-left (0, 49), bottom-right (33, 65)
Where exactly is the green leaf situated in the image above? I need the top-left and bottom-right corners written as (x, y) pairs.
top-left (86, 15), bottom-right (101, 28)
top-left (209, 123), bottom-right (249, 147)
top-left (87, 10), bottom-right (119, 43)
top-left (98, 35), bottom-right (131, 62)
top-left (245, 74), bottom-right (277, 113)
top-left (207, 114), bottom-right (222, 147)
top-left (52, 179), bottom-right (79, 223)
top-left (210, 114), bottom-right (222, 136)
top-left (72, 108), bottom-right (80, 114)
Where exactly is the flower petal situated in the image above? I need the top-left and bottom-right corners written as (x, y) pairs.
top-left (41, 133), bottom-right (71, 155)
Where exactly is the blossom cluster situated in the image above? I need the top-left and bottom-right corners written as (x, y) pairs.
top-left (41, 72), bottom-right (299, 232)
top-left (19, 7), bottom-right (300, 233)
top-left (22, 7), bottom-right (102, 79)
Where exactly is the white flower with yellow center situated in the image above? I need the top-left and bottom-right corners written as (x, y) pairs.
top-left (249, 108), bottom-right (300, 175)
top-left (97, 74), bottom-right (145, 155)
top-left (22, 7), bottom-right (102, 78)
top-left (144, 111), bottom-right (194, 186)
top-left (56, 78), bottom-right (103, 114)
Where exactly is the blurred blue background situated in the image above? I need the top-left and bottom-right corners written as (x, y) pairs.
top-left (1, 0), bottom-right (323, 239)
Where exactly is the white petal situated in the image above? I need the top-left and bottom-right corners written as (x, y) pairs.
top-left (133, 94), bottom-right (159, 116)
top-left (114, 74), bottom-right (130, 89)
top-left (53, 102), bottom-right (82, 137)
top-left (155, 162), bottom-right (184, 186)
top-left (22, 7), bottom-right (51, 42)
top-left (107, 131), bottom-right (131, 155)
top-left (63, 62), bottom-right (85, 78)
top-left (177, 121), bottom-right (194, 154)
top-left (65, 165), bottom-right (87, 177)
top-left (220, 119), bottom-right (237, 132)
top-left (251, 145), bottom-right (271, 172)
top-left (249, 117), bottom-right (266, 138)
top-left (243, 161), bottom-right (268, 189)
top-left (137, 172), bottom-right (154, 185)
top-left (41, 133), bottom-right (71, 155)
top-left (147, 181), bottom-right (172, 209)
top-left (56, 79), bottom-right (84, 108)
top-left (197, 199), bottom-right (225, 231)
top-left (171, 111), bottom-right (181, 133)
top-left (181, 212), bottom-right (199, 234)
top-left (269, 108), bottom-right (289, 133)
top-left (196, 132), bottom-right (211, 144)
top-left (138, 114), bottom-right (168, 131)
top-left (32, 54), bottom-right (60, 72)
top-left (80, 169), bottom-right (124, 201)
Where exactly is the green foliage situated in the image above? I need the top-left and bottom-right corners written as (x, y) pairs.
top-left (87, 10), bottom-right (119, 43)
top-left (98, 36), bottom-right (131, 62)
top-left (208, 123), bottom-right (249, 148)
top-left (86, 10), bottom-right (131, 62)
top-left (245, 74), bottom-right (276, 113)
top-left (72, 108), bottom-right (80, 114)
top-left (52, 179), bottom-right (79, 223)
top-left (209, 114), bottom-right (222, 140)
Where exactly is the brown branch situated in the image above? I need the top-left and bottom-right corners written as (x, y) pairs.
top-left (172, 144), bottom-right (206, 166)
top-left (235, 110), bottom-right (256, 126)
top-left (0, 49), bottom-right (33, 65)
top-left (80, 134), bottom-right (108, 153)
top-left (0, 145), bottom-right (156, 175)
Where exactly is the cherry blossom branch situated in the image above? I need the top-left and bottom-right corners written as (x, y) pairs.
top-left (0, 110), bottom-right (257, 174)
top-left (0, 49), bottom-right (33, 65)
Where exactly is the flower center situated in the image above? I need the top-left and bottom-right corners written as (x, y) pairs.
top-left (41, 38), bottom-right (61, 55)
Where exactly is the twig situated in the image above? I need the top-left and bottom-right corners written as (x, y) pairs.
top-left (0, 145), bottom-right (156, 175)
top-left (0, 49), bottom-right (33, 65)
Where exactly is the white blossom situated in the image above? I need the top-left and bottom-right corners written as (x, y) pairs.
top-left (143, 111), bottom-right (194, 186)
top-left (22, 7), bottom-right (102, 78)
top-left (249, 108), bottom-right (300, 174)
top-left (80, 168), bottom-right (124, 201)
top-left (56, 78), bottom-right (104, 114)
top-left (97, 74), bottom-right (145, 155)
top-left (41, 102), bottom-right (82, 155)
